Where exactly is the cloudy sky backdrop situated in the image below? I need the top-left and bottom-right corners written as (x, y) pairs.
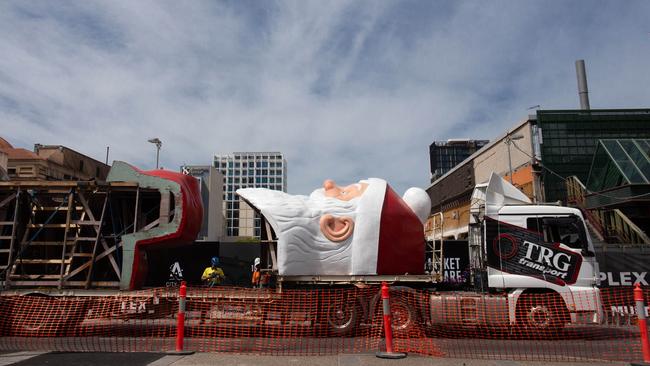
top-left (1, 1), bottom-right (649, 194)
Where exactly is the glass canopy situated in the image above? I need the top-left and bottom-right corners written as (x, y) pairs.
top-left (586, 139), bottom-right (650, 192)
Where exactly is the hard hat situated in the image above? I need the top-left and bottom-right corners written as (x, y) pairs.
top-left (211, 257), bottom-right (219, 266)
top-left (254, 257), bottom-right (261, 266)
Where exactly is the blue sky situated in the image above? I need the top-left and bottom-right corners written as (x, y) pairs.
top-left (1, 1), bottom-right (649, 194)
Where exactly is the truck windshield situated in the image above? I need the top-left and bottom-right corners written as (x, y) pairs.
top-left (526, 216), bottom-right (587, 250)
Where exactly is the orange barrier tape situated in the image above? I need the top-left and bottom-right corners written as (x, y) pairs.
top-left (0, 286), bottom-right (647, 361)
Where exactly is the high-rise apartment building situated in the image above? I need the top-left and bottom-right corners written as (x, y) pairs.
top-left (214, 152), bottom-right (287, 238)
top-left (429, 139), bottom-right (489, 182)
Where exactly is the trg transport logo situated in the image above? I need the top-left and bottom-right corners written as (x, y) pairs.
top-left (487, 217), bottom-right (582, 286)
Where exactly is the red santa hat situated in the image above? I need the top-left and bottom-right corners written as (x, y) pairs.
top-left (351, 178), bottom-right (431, 275)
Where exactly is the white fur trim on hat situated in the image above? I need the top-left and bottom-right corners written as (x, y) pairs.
top-left (402, 187), bottom-right (431, 224)
top-left (350, 178), bottom-right (386, 275)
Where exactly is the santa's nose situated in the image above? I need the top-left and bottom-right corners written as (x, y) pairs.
top-left (323, 179), bottom-right (336, 191)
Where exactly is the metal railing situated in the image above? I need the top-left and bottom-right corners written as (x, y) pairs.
top-left (566, 175), bottom-right (650, 244)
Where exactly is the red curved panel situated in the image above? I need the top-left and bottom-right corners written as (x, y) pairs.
top-left (127, 167), bottom-right (203, 289)
top-left (376, 186), bottom-right (425, 275)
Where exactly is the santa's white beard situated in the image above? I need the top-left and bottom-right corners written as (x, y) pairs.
top-left (236, 189), bottom-right (359, 275)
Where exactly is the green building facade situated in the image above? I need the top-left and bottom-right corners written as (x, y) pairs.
top-left (536, 109), bottom-right (650, 202)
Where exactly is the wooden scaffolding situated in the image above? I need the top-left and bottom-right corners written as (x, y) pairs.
top-left (0, 181), bottom-right (161, 289)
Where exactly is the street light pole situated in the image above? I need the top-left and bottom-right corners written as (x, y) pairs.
top-left (147, 138), bottom-right (162, 169)
top-left (505, 134), bottom-right (524, 184)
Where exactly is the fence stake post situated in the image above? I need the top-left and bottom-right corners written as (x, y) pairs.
top-left (376, 281), bottom-right (407, 359)
top-left (168, 281), bottom-right (194, 355)
top-left (632, 284), bottom-right (650, 365)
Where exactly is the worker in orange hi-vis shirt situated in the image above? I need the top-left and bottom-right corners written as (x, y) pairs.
top-left (251, 257), bottom-right (261, 288)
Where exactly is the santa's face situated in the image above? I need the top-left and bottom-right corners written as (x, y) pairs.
top-left (237, 179), bottom-right (375, 275)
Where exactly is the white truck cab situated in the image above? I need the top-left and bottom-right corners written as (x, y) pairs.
top-left (491, 205), bottom-right (602, 326)
top-left (466, 173), bottom-right (602, 328)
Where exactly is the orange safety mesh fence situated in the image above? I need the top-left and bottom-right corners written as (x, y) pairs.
top-left (0, 287), bottom-right (178, 352)
top-left (402, 287), bottom-right (648, 362)
top-left (0, 286), bottom-right (647, 362)
top-left (184, 286), bottom-right (381, 354)
top-left (0, 286), bottom-right (384, 355)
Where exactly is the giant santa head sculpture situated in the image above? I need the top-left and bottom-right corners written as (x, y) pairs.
top-left (237, 178), bottom-right (431, 276)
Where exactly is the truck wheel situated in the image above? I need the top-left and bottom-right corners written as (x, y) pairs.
top-left (12, 296), bottom-right (64, 336)
top-left (11, 295), bottom-right (87, 337)
top-left (390, 298), bottom-right (416, 335)
top-left (516, 293), bottom-right (568, 332)
top-left (21, 311), bottom-right (67, 336)
top-left (325, 301), bottom-right (358, 336)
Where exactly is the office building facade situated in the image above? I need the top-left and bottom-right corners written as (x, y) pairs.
top-left (429, 139), bottom-right (489, 181)
top-left (180, 165), bottom-right (224, 242)
top-left (214, 152), bottom-right (287, 238)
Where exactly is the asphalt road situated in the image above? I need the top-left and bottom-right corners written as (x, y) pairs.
top-left (0, 352), bottom-right (632, 366)
top-left (0, 322), bottom-right (643, 364)
top-left (0, 333), bottom-right (641, 364)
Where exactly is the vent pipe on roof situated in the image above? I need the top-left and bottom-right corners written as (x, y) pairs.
top-left (575, 60), bottom-right (590, 110)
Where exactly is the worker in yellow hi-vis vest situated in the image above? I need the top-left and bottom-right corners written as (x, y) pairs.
top-left (201, 257), bottom-right (225, 287)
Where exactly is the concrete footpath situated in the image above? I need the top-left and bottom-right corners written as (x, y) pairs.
top-left (0, 352), bottom-right (634, 366)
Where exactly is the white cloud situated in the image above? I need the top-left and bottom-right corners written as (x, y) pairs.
top-left (1, 1), bottom-right (649, 195)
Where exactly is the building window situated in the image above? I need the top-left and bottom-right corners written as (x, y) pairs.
top-left (18, 166), bottom-right (34, 175)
